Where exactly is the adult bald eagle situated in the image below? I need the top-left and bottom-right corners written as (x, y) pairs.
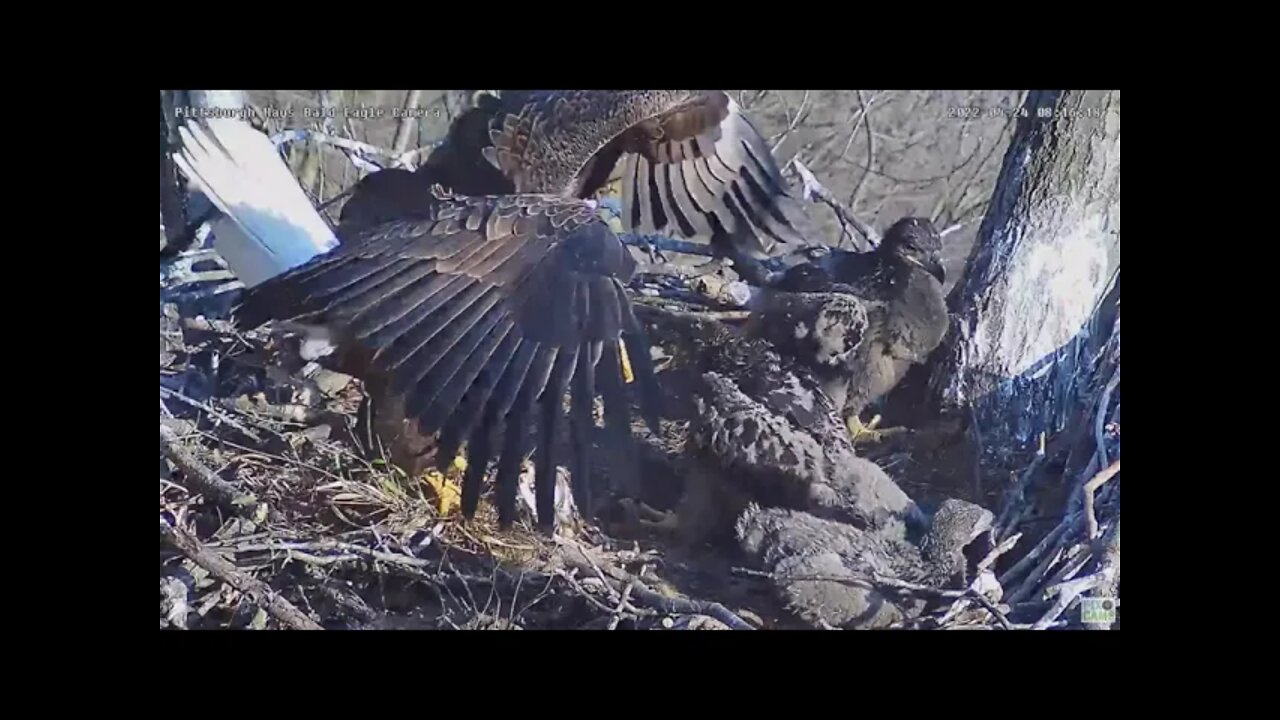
top-left (167, 89), bottom-right (807, 531)
top-left (235, 187), bottom-right (662, 529)
top-left (339, 91), bottom-right (813, 283)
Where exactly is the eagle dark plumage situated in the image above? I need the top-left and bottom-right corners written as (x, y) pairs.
top-left (177, 90), bottom-right (812, 532)
top-left (234, 188), bottom-right (662, 529)
top-left (338, 90), bottom-right (814, 283)
top-left (747, 217), bottom-right (949, 442)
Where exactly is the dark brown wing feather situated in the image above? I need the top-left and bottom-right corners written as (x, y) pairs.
top-left (235, 190), bottom-right (659, 528)
top-left (615, 91), bottom-right (811, 258)
top-left (415, 91), bottom-right (813, 260)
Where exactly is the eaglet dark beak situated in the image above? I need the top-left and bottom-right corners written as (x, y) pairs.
top-left (905, 254), bottom-right (946, 285)
top-left (926, 256), bottom-right (945, 285)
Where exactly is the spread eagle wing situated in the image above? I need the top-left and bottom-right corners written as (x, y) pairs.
top-left (482, 90), bottom-right (810, 257)
top-left (342, 91), bottom-right (812, 262)
top-left (234, 189), bottom-right (662, 529)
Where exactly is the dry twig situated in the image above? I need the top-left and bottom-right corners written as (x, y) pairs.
top-left (789, 159), bottom-right (880, 251)
top-left (160, 422), bottom-right (269, 521)
top-left (160, 387), bottom-right (263, 443)
top-left (1083, 460), bottom-right (1121, 541)
top-left (160, 518), bottom-right (322, 630)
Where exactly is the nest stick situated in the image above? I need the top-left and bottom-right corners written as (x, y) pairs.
top-left (160, 518), bottom-right (322, 630)
top-left (1083, 460), bottom-right (1121, 541)
top-left (160, 422), bottom-right (268, 520)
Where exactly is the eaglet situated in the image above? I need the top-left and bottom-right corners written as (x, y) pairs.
top-left (746, 217), bottom-right (949, 444)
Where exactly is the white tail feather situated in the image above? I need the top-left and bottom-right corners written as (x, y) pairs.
top-left (171, 117), bottom-right (339, 288)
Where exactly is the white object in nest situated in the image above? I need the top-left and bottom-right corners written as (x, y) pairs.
top-left (517, 464), bottom-right (580, 530)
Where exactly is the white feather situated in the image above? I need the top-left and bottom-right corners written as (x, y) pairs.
top-left (171, 116), bottom-right (339, 288)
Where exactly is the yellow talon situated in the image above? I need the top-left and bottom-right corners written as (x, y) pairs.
top-left (846, 414), bottom-right (882, 444)
top-left (419, 453), bottom-right (468, 516)
top-left (422, 469), bottom-right (462, 517)
top-left (619, 339), bottom-right (634, 384)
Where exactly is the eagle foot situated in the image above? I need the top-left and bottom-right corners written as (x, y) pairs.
top-left (846, 414), bottom-right (910, 446)
top-left (419, 454), bottom-right (468, 517)
top-left (616, 498), bottom-right (681, 535)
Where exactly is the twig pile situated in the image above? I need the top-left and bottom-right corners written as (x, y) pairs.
top-left (159, 284), bottom-right (762, 629)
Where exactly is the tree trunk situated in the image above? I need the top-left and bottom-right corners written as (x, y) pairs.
top-left (928, 90), bottom-right (1120, 461)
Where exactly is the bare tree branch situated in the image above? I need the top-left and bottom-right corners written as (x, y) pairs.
top-left (790, 159), bottom-right (880, 250)
top-left (391, 90), bottom-right (423, 155)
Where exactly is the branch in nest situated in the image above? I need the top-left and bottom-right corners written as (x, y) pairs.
top-left (732, 566), bottom-right (1011, 630)
top-left (221, 539), bottom-right (436, 571)
top-left (1002, 514), bottom-right (1078, 606)
top-left (995, 432), bottom-right (1047, 541)
top-left (160, 422), bottom-right (270, 522)
top-left (1032, 554), bottom-right (1114, 632)
top-left (1082, 460), bottom-right (1121, 541)
top-left (788, 159), bottom-right (880, 251)
top-left (160, 387), bottom-right (263, 443)
top-left (160, 518), bottom-right (322, 630)
top-left (558, 541), bottom-right (755, 630)
top-left (934, 531), bottom-right (1023, 629)
top-left (626, 583), bottom-right (755, 630)
top-left (633, 259), bottom-right (724, 280)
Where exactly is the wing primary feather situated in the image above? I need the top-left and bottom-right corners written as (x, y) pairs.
top-left (568, 341), bottom-right (598, 516)
top-left (458, 338), bottom-right (534, 517)
top-left (612, 282), bottom-right (662, 433)
top-left (255, 253), bottom-right (397, 320)
top-left (370, 275), bottom-right (480, 370)
top-left (645, 160), bottom-right (670, 232)
top-left (495, 346), bottom-right (556, 526)
top-left (586, 278), bottom-right (624, 341)
top-left (440, 332), bottom-right (524, 476)
top-left (395, 285), bottom-right (505, 407)
top-left (353, 272), bottom-right (459, 344)
top-left (634, 155), bottom-right (656, 233)
top-left (596, 339), bottom-right (637, 498)
top-left (312, 259), bottom-right (425, 319)
top-left (489, 340), bottom-right (540, 421)
top-left (409, 302), bottom-right (507, 426)
top-left (661, 164), bottom-right (698, 237)
top-left (460, 421), bottom-right (492, 518)
top-left (426, 320), bottom-right (516, 440)
top-left (381, 280), bottom-right (496, 388)
top-left (728, 180), bottom-right (788, 249)
top-left (535, 347), bottom-right (576, 530)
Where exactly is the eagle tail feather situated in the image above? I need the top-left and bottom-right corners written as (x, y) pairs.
top-left (171, 115), bottom-right (338, 288)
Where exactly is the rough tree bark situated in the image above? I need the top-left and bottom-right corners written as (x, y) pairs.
top-left (928, 90), bottom-right (1120, 461)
